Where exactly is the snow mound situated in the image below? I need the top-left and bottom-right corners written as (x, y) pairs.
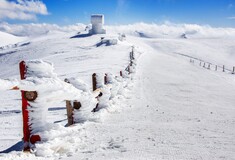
top-left (0, 31), bottom-right (27, 47)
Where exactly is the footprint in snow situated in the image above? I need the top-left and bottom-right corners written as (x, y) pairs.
top-left (107, 138), bottom-right (127, 152)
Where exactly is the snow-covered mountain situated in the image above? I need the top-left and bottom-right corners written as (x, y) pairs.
top-left (0, 24), bottom-right (235, 160)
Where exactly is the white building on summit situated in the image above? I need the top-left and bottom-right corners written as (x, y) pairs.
top-left (89, 14), bottom-right (106, 35)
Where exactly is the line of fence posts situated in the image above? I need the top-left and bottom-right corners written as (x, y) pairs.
top-left (15, 46), bottom-right (138, 151)
top-left (125, 46), bottom-right (135, 75)
top-left (62, 47), bottom-right (137, 126)
top-left (190, 59), bottom-right (235, 75)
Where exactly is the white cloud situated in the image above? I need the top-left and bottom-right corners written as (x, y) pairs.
top-left (0, 22), bottom-right (86, 36)
top-left (227, 16), bottom-right (235, 20)
top-left (1, 21), bottom-right (235, 39)
top-left (106, 22), bottom-right (235, 39)
top-left (0, 0), bottom-right (48, 20)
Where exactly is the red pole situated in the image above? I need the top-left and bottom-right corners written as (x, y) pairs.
top-left (19, 61), bottom-right (30, 151)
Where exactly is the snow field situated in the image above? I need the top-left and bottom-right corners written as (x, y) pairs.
top-left (0, 31), bottom-right (141, 159)
top-left (0, 23), bottom-right (235, 159)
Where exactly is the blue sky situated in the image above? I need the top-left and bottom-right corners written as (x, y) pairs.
top-left (1, 0), bottom-right (235, 27)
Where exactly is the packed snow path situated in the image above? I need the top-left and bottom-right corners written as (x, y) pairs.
top-left (64, 42), bottom-right (235, 160)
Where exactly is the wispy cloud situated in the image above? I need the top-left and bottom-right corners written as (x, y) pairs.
top-left (227, 16), bottom-right (235, 20)
top-left (0, 0), bottom-right (48, 20)
top-left (0, 22), bottom-right (86, 36)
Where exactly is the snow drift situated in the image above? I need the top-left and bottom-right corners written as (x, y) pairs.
top-left (0, 31), bottom-right (27, 47)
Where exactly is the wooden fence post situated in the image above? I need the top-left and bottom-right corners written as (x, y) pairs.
top-left (232, 66), bottom-right (235, 74)
top-left (223, 65), bottom-right (225, 72)
top-left (131, 46), bottom-right (135, 60)
top-left (66, 100), bottom-right (74, 126)
top-left (104, 73), bottom-right (108, 85)
top-left (92, 73), bottom-right (100, 112)
top-left (215, 65), bottom-right (217, 71)
top-left (92, 73), bottom-right (97, 91)
top-left (199, 61), bottom-right (201, 66)
top-left (203, 62), bottom-right (205, 68)
top-left (64, 79), bottom-right (82, 126)
top-left (120, 71), bottom-right (123, 77)
top-left (65, 100), bottom-right (82, 126)
top-left (130, 52), bottom-right (133, 61)
top-left (127, 65), bottom-right (130, 74)
top-left (208, 63), bottom-right (210, 70)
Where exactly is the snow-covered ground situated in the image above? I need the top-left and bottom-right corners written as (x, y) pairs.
top-left (0, 31), bottom-right (27, 47)
top-left (0, 24), bottom-right (235, 160)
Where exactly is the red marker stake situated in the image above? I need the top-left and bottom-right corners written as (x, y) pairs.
top-left (19, 61), bottom-right (30, 151)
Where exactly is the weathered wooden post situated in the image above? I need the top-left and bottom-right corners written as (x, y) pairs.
top-left (64, 79), bottom-right (82, 126)
top-left (104, 73), bottom-right (108, 85)
top-left (127, 65), bottom-right (130, 74)
top-left (92, 73), bottom-right (100, 112)
top-left (203, 62), bottom-right (206, 68)
top-left (199, 61), bottom-right (201, 66)
top-left (120, 71), bottom-right (123, 77)
top-left (130, 46), bottom-right (135, 60)
top-left (92, 73), bottom-right (97, 91)
top-left (64, 79), bottom-right (74, 126)
top-left (232, 66), bottom-right (235, 74)
top-left (19, 61), bottom-right (40, 151)
top-left (66, 100), bottom-right (74, 126)
top-left (130, 52), bottom-right (133, 61)
top-left (207, 63), bottom-right (210, 70)
top-left (223, 65), bottom-right (225, 72)
top-left (65, 100), bottom-right (82, 126)
top-left (215, 65), bottom-right (217, 71)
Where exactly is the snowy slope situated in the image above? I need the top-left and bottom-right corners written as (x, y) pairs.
top-left (0, 31), bottom-right (27, 47)
top-left (0, 24), bottom-right (235, 160)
